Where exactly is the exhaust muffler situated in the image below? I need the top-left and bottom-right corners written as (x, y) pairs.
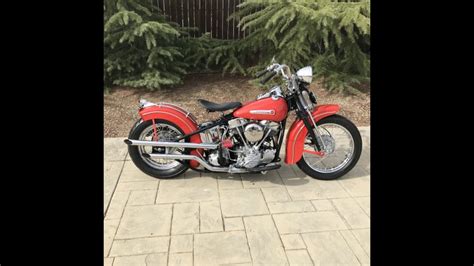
top-left (124, 139), bottom-right (218, 149)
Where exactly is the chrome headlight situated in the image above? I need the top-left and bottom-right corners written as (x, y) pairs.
top-left (296, 66), bottom-right (313, 83)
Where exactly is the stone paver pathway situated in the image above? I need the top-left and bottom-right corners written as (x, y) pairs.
top-left (104, 127), bottom-right (370, 265)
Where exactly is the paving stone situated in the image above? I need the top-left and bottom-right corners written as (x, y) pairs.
top-left (116, 181), bottom-right (158, 192)
top-left (172, 203), bottom-right (200, 235)
top-left (261, 187), bottom-right (291, 202)
top-left (170, 234), bottom-right (193, 253)
top-left (241, 171), bottom-right (284, 188)
top-left (311, 199), bottom-right (334, 211)
top-left (273, 211), bottom-right (347, 234)
top-left (109, 236), bottom-right (170, 256)
top-left (104, 138), bottom-right (128, 161)
top-left (267, 201), bottom-right (315, 214)
top-left (145, 253), bottom-right (169, 265)
top-left (332, 198), bottom-right (370, 229)
top-left (285, 249), bottom-right (313, 265)
top-left (340, 230), bottom-right (370, 264)
top-left (128, 190), bottom-right (156, 206)
top-left (168, 253), bottom-right (193, 266)
top-left (359, 127), bottom-right (371, 147)
top-left (220, 189), bottom-right (269, 217)
top-left (277, 165), bottom-right (297, 178)
top-left (104, 161), bottom-right (124, 213)
top-left (194, 231), bottom-right (252, 266)
top-left (338, 175), bottom-right (370, 197)
top-left (280, 234), bottom-right (306, 250)
top-left (243, 215), bottom-right (288, 265)
top-left (290, 165), bottom-right (308, 177)
top-left (224, 217), bottom-right (244, 231)
top-left (351, 229), bottom-right (370, 257)
top-left (314, 179), bottom-right (350, 199)
top-left (105, 191), bottom-right (130, 220)
top-left (199, 201), bottom-right (223, 233)
top-left (112, 253), bottom-right (168, 266)
top-left (103, 127), bottom-right (370, 264)
top-left (104, 257), bottom-right (113, 266)
top-left (104, 219), bottom-right (120, 257)
top-left (112, 255), bottom-right (146, 266)
top-left (354, 196), bottom-right (370, 217)
top-left (302, 231), bottom-right (359, 265)
top-left (120, 161), bottom-right (157, 182)
top-left (184, 170), bottom-right (201, 179)
top-left (357, 149), bottom-right (370, 174)
top-left (156, 176), bottom-right (218, 203)
top-left (115, 205), bottom-right (172, 239)
top-left (281, 176), bottom-right (324, 200)
top-left (213, 173), bottom-right (243, 190)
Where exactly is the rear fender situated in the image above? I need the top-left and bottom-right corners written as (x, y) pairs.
top-left (284, 104), bottom-right (340, 164)
top-left (138, 103), bottom-right (203, 168)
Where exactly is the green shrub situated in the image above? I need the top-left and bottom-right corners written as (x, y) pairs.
top-left (104, 0), bottom-right (188, 89)
top-left (232, 0), bottom-right (370, 93)
top-left (104, 0), bottom-right (370, 93)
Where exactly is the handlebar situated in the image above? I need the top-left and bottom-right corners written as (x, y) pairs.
top-left (255, 69), bottom-right (269, 78)
top-left (260, 71), bottom-right (277, 85)
top-left (258, 63), bottom-right (291, 84)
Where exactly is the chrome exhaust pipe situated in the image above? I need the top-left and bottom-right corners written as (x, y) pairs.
top-left (124, 139), bottom-right (218, 149)
top-left (141, 153), bottom-right (280, 174)
top-left (141, 153), bottom-right (232, 172)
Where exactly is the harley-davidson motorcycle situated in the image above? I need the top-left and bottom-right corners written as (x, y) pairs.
top-left (124, 62), bottom-right (362, 180)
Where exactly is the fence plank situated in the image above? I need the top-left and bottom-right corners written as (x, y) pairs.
top-left (197, 0), bottom-right (202, 36)
top-left (216, 0), bottom-right (221, 39)
top-left (154, 0), bottom-right (247, 39)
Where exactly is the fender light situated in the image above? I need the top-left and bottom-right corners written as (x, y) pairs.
top-left (139, 99), bottom-right (157, 109)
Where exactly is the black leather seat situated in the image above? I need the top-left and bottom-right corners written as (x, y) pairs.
top-left (198, 99), bottom-right (242, 112)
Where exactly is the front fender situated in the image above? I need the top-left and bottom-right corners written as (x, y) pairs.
top-left (285, 104), bottom-right (340, 164)
top-left (138, 103), bottom-right (203, 168)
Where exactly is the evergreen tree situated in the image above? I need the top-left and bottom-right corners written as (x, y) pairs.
top-left (104, 0), bottom-right (370, 93)
top-left (232, 0), bottom-right (370, 93)
top-left (104, 0), bottom-right (188, 89)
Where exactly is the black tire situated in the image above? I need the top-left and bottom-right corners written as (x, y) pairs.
top-left (128, 119), bottom-right (189, 179)
top-left (297, 114), bottom-right (362, 180)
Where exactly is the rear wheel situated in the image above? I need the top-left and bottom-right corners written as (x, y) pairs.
top-left (128, 119), bottom-right (188, 179)
top-left (297, 115), bottom-right (362, 180)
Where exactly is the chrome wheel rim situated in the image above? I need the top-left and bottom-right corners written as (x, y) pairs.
top-left (138, 123), bottom-right (184, 170)
top-left (302, 123), bottom-right (355, 174)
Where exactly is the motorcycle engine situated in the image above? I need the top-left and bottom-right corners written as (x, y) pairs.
top-left (228, 119), bottom-right (280, 169)
top-left (202, 119), bottom-right (281, 169)
top-left (243, 123), bottom-right (264, 143)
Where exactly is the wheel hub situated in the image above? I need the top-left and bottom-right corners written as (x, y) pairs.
top-left (321, 135), bottom-right (336, 154)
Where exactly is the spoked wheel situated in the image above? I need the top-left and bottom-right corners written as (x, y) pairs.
top-left (297, 114), bottom-right (362, 180)
top-left (128, 119), bottom-right (188, 179)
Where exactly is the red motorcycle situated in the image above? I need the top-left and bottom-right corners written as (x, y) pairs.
top-left (125, 62), bottom-right (362, 180)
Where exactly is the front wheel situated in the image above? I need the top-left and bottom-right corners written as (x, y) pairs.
top-left (297, 114), bottom-right (362, 180)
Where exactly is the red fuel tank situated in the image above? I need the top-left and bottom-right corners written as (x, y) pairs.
top-left (233, 97), bottom-right (288, 122)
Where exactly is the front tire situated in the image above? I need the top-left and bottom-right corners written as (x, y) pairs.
top-left (297, 114), bottom-right (362, 180)
top-left (128, 119), bottom-right (189, 179)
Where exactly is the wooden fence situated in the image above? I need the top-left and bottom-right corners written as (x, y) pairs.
top-left (155, 0), bottom-right (254, 39)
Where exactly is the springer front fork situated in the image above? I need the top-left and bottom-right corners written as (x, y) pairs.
top-left (301, 109), bottom-right (326, 156)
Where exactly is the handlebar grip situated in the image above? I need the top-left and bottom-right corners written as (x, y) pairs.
top-left (255, 69), bottom-right (268, 78)
top-left (260, 71), bottom-right (277, 85)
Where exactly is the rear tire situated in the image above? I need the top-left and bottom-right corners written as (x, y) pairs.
top-left (128, 119), bottom-right (189, 179)
top-left (297, 114), bottom-right (362, 180)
